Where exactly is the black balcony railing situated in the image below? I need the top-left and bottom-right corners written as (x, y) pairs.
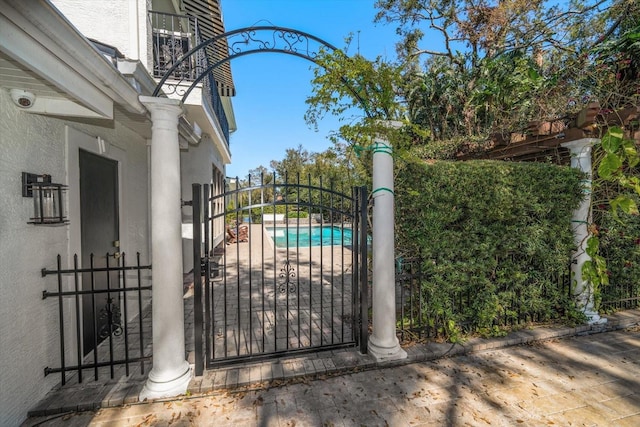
top-left (149, 11), bottom-right (197, 80)
top-left (149, 10), bottom-right (230, 143)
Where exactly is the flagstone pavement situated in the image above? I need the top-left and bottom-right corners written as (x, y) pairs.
top-left (22, 309), bottom-right (640, 426)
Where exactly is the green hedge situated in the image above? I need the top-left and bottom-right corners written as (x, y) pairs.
top-left (230, 205), bottom-right (310, 223)
top-left (286, 211), bottom-right (309, 219)
top-left (597, 196), bottom-right (640, 311)
top-left (395, 158), bottom-right (585, 338)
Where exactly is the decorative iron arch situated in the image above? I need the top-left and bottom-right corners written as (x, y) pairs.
top-left (152, 25), bottom-right (372, 117)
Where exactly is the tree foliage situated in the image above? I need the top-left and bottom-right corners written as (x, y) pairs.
top-left (305, 37), bottom-right (406, 127)
top-left (303, 0), bottom-right (639, 156)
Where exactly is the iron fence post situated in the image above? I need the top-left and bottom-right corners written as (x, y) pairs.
top-left (192, 183), bottom-right (204, 376)
top-left (359, 186), bottom-right (369, 354)
top-left (202, 183), bottom-right (211, 369)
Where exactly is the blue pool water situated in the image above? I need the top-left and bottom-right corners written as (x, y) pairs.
top-left (268, 226), bottom-right (353, 248)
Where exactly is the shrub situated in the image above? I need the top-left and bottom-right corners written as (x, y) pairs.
top-left (395, 158), bottom-right (585, 338)
top-left (286, 210), bottom-right (309, 219)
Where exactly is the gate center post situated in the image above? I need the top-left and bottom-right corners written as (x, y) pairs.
top-left (367, 128), bottom-right (407, 362)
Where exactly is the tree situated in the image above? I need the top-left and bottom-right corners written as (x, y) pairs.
top-left (269, 145), bottom-right (310, 181)
top-left (371, 0), bottom-right (639, 153)
top-left (304, 34), bottom-right (410, 149)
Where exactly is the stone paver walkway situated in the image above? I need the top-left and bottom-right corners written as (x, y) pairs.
top-left (23, 321), bottom-right (640, 426)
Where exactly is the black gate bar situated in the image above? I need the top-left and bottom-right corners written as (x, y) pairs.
top-left (357, 186), bottom-right (369, 354)
top-left (192, 183), bottom-right (204, 376)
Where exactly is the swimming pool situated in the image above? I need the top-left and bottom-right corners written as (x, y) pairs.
top-left (267, 226), bottom-right (353, 248)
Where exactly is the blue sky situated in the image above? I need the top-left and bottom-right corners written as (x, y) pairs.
top-left (221, 0), bottom-right (400, 178)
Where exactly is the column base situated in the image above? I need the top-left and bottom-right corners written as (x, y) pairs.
top-left (586, 311), bottom-right (608, 325)
top-left (368, 336), bottom-right (407, 362)
top-left (139, 362), bottom-right (192, 401)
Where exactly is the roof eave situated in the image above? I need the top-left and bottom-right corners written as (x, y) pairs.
top-left (0, 0), bottom-right (147, 118)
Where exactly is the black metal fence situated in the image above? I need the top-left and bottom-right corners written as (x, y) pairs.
top-left (42, 253), bottom-right (151, 385)
top-left (395, 257), bottom-right (573, 341)
top-left (601, 282), bottom-right (640, 311)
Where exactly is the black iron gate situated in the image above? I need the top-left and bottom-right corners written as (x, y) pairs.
top-left (191, 174), bottom-right (368, 373)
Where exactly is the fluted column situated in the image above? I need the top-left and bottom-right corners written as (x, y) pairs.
top-left (139, 96), bottom-right (191, 400)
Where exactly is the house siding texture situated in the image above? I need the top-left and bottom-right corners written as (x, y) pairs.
top-left (0, 89), bottom-right (150, 427)
top-left (52, 0), bottom-right (230, 272)
top-left (180, 134), bottom-right (227, 272)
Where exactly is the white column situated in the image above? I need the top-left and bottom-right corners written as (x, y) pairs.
top-left (561, 138), bottom-right (606, 325)
top-left (367, 136), bottom-right (407, 362)
top-left (139, 96), bottom-right (192, 400)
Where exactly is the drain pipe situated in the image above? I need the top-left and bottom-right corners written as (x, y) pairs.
top-left (367, 121), bottom-right (407, 362)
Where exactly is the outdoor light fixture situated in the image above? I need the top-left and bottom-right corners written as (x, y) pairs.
top-left (22, 172), bottom-right (68, 225)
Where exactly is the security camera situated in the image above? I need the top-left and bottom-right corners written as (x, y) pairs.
top-left (9, 89), bottom-right (35, 108)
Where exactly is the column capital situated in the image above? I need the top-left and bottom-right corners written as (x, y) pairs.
top-left (562, 137), bottom-right (600, 173)
top-left (373, 120), bottom-right (403, 146)
top-left (140, 96), bottom-right (184, 134)
top-left (560, 137), bottom-right (600, 153)
top-left (375, 119), bottom-right (403, 129)
top-left (139, 96), bottom-right (184, 115)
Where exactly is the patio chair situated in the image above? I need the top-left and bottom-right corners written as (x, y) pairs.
top-left (237, 224), bottom-right (249, 242)
top-left (226, 223), bottom-right (249, 244)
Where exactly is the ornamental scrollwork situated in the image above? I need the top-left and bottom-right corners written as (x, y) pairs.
top-left (278, 259), bottom-right (297, 294)
top-left (98, 297), bottom-right (123, 340)
top-left (228, 28), bottom-right (318, 59)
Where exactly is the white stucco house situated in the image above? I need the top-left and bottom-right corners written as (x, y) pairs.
top-left (0, 0), bottom-right (235, 425)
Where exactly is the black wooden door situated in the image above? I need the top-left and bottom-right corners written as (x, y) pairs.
top-left (79, 149), bottom-right (120, 356)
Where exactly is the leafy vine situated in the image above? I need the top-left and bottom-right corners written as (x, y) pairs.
top-left (584, 126), bottom-right (640, 309)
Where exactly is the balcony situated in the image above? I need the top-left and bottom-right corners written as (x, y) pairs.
top-left (149, 10), bottom-right (230, 144)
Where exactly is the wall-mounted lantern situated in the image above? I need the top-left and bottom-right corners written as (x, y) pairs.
top-left (22, 172), bottom-right (68, 225)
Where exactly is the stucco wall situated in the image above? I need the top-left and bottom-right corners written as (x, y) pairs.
top-left (0, 89), bottom-right (150, 426)
top-left (180, 136), bottom-right (226, 273)
top-left (51, 0), bottom-right (152, 67)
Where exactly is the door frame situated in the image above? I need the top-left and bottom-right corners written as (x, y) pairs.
top-left (67, 127), bottom-right (127, 267)
top-left (66, 126), bottom-right (127, 359)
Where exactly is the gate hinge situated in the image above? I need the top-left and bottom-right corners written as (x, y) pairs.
top-left (181, 199), bottom-right (192, 207)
